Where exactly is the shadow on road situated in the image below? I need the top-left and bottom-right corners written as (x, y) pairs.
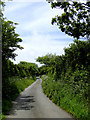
top-left (7, 95), bottom-right (35, 115)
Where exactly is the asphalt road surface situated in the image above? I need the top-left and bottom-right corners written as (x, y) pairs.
top-left (6, 78), bottom-right (74, 119)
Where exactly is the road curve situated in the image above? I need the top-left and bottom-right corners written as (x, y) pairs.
top-left (6, 79), bottom-right (74, 119)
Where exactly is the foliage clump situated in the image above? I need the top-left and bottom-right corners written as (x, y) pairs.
top-left (37, 40), bottom-right (89, 120)
top-left (51, 1), bottom-right (90, 40)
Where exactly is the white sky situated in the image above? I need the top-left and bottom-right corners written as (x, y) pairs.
top-left (3, 0), bottom-right (74, 67)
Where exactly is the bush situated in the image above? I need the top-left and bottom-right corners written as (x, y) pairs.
top-left (41, 74), bottom-right (88, 120)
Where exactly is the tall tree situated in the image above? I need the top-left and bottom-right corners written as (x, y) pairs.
top-left (2, 19), bottom-right (23, 60)
top-left (1, 2), bottom-right (23, 82)
top-left (48, 1), bottom-right (90, 40)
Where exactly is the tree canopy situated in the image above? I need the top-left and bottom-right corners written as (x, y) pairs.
top-left (37, 54), bottom-right (56, 66)
top-left (0, 1), bottom-right (23, 61)
top-left (49, 1), bottom-right (90, 40)
top-left (37, 40), bottom-right (90, 79)
top-left (2, 19), bottom-right (23, 60)
top-left (18, 61), bottom-right (39, 77)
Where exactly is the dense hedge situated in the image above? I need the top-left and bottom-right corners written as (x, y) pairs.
top-left (37, 40), bottom-right (89, 120)
top-left (2, 59), bottom-right (39, 115)
top-left (42, 70), bottom-right (88, 120)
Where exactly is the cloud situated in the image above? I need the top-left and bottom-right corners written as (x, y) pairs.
top-left (5, 0), bottom-right (46, 2)
top-left (13, 31), bottom-right (73, 66)
top-left (5, 0), bottom-right (86, 2)
top-left (4, 2), bottom-right (30, 13)
top-left (19, 2), bottom-right (62, 32)
top-left (4, 1), bottom-right (73, 66)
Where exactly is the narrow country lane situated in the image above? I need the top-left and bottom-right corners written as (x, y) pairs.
top-left (5, 78), bottom-right (74, 119)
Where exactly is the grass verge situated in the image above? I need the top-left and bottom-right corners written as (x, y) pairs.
top-left (2, 76), bottom-right (36, 119)
top-left (41, 75), bottom-right (88, 120)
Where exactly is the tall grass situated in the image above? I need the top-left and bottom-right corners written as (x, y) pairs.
top-left (41, 72), bottom-right (88, 120)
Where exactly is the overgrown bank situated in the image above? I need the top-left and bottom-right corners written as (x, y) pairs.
top-left (2, 60), bottom-right (39, 116)
top-left (2, 76), bottom-right (36, 115)
top-left (41, 72), bottom-right (88, 120)
top-left (37, 40), bottom-right (89, 120)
